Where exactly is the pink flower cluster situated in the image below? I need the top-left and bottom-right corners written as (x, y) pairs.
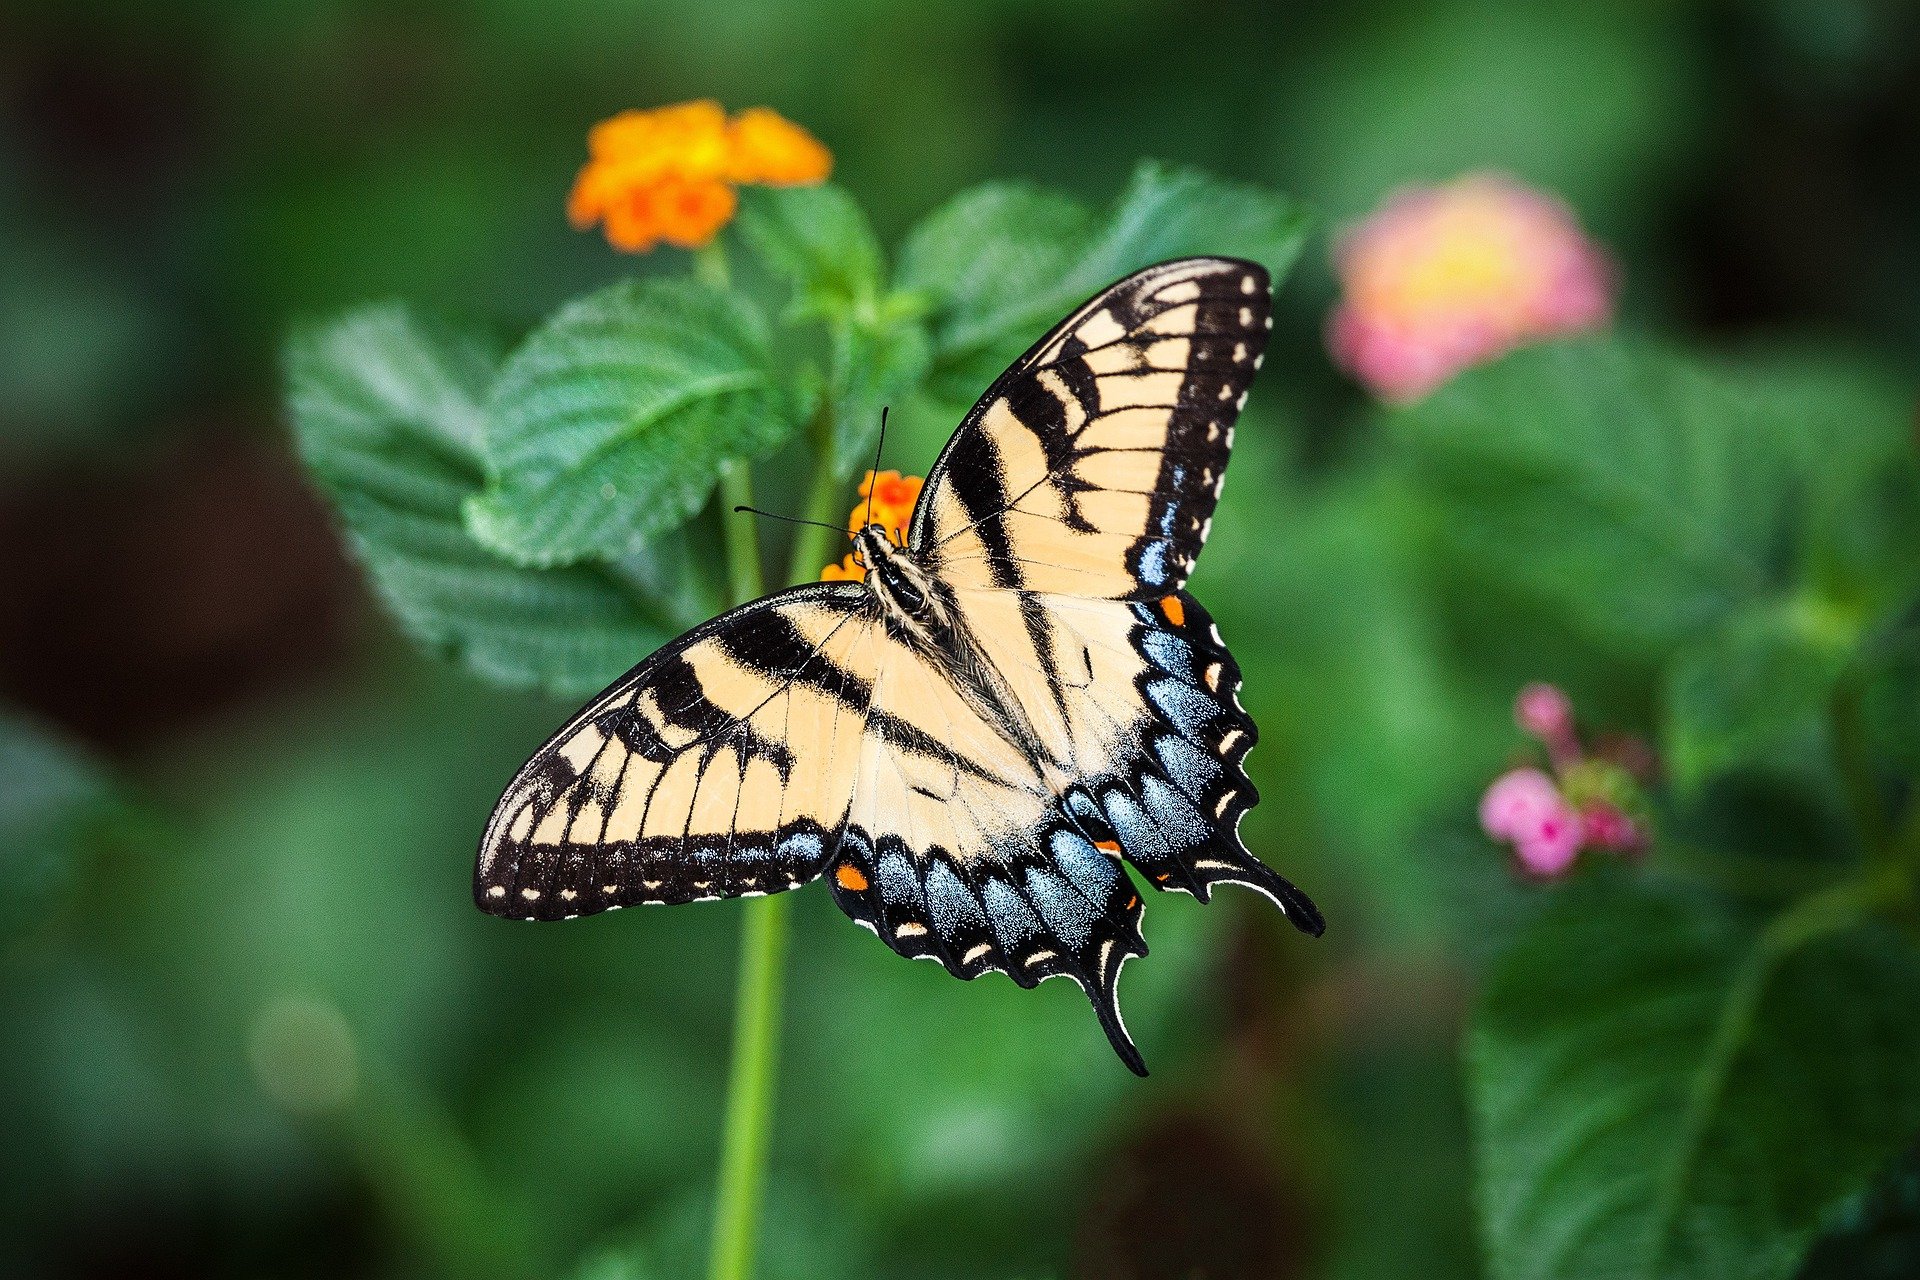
top-left (1479, 683), bottom-right (1646, 879)
top-left (1328, 173), bottom-right (1615, 402)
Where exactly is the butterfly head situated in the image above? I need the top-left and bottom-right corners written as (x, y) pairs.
top-left (852, 524), bottom-right (936, 621)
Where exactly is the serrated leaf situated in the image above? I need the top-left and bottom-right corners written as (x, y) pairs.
top-left (1393, 339), bottom-right (1818, 654)
top-left (467, 279), bottom-right (792, 566)
top-left (900, 162), bottom-right (1310, 398)
top-left (735, 184), bottom-right (884, 320)
top-left (1470, 879), bottom-right (1920, 1280)
top-left (286, 304), bottom-right (680, 695)
top-left (896, 182), bottom-right (1093, 397)
top-left (1663, 597), bottom-right (1858, 790)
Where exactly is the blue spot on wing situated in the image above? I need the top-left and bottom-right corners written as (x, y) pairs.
top-left (1024, 867), bottom-right (1097, 950)
top-left (778, 830), bottom-right (822, 863)
top-left (1137, 541), bottom-right (1172, 587)
top-left (925, 861), bottom-right (984, 935)
top-left (1146, 677), bottom-right (1220, 737)
top-left (877, 851), bottom-right (922, 909)
top-left (1154, 734), bottom-right (1222, 801)
top-left (982, 878), bottom-right (1041, 948)
top-left (1141, 775), bottom-right (1210, 848)
top-left (1049, 828), bottom-right (1120, 902)
top-left (1141, 629), bottom-right (1198, 682)
top-left (1103, 790), bottom-right (1174, 861)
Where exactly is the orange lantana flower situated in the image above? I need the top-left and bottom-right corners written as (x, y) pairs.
top-left (568, 100), bottom-right (831, 254)
top-left (819, 470), bottom-right (925, 583)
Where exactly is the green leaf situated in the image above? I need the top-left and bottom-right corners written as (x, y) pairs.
top-left (466, 279), bottom-right (793, 566)
top-left (896, 182), bottom-right (1094, 397)
top-left (900, 162), bottom-right (1310, 398)
top-left (1664, 596), bottom-right (1860, 790)
top-left (1393, 339), bottom-right (1819, 655)
top-left (828, 305), bottom-right (933, 478)
top-left (1469, 878), bottom-right (1920, 1280)
top-left (735, 184), bottom-right (884, 320)
top-left (286, 304), bottom-right (678, 695)
top-left (0, 712), bottom-right (119, 938)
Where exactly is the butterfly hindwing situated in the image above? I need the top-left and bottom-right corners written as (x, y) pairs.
top-left (914, 256), bottom-right (1271, 600)
top-left (821, 626), bottom-right (1153, 1071)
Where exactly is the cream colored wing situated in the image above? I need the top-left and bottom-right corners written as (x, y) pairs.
top-left (475, 583), bottom-right (880, 919)
top-left (911, 257), bottom-right (1270, 599)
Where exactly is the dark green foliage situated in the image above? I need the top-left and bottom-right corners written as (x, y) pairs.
top-left (1471, 880), bottom-right (1920, 1280)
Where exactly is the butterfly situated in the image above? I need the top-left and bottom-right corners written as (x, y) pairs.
top-left (476, 256), bottom-right (1323, 1074)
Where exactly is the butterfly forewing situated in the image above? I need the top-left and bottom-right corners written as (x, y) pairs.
top-left (476, 584), bottom-right (877, 919)
top-left (913, 257), bottom-right (1271, 600)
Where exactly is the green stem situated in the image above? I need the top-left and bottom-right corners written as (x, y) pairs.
top-left (786, 404), bottom-right (848, 585)
top-left (707, 455), bottom-right (785, 1280)
top-left (717, 460), bottom-right (765, 603)
top-left (695, 239), bottom-right (732, 291)
top-left (1831, 675), bottom-right (1894, 859)
top-left (707, 893), bottom-right (792, 1280)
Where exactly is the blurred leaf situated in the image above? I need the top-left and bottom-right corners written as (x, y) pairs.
top-left (788, 885), bottom-right (1224, 1205)
top-left (287, 304), bottom-right (676, 695)
top-left (896, 182), bottom-right (1094, 398)
top-left (0, 713), bottom-right (120, 940)
top-left (828, 306), bottom-right (934, 478)
top-left (1799, 1142), bottom-right (1920, 1280)
top-left (1664, 597), bottom-right (1858, 791)
top-left (736, 184), bottom-right (884, 321)
top-left (1394, 339), bottom-right (1828, 656)
top-left (1469, 877), bottom-right (1920, 1280)
top-left (1864, 616), bottom-right (1920, 776)
top-left (1323, 1044), bottom-right (1480, 1280)
top-left (578, 1177), bottom-right (874, 1280)
top-left (1274, 0), bottom-right (1702, 229)
top-left (467, 279), bottom-right (793, 566)
top-left (1726, 349), bottom-right (1920, 612)
top-left (901, 162), bottom-right (1309, 397)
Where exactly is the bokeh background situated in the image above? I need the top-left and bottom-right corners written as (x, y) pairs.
top-left (4, 2), bottom-right (1919, 1277)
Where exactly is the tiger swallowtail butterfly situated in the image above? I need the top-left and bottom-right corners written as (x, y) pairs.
top-left (476, 257), bottom-right (1323, 1074)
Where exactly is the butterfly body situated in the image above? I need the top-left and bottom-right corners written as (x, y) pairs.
top-left (477, 257), bottom-right (1322, 1074)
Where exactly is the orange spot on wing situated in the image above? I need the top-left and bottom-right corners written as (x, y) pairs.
top-left (1125, 894), bottom-right (1140, 910)
top-left (1095, 839), bottom-right (1122, 853)
top-left (1160, 595), bottom-right (1186, 626)
top-left (834, 864), bottom-right (868, 892)
top-left (1154, 873), bottom-right (1171, 882)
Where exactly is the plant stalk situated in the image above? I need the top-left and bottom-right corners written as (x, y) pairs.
top-left (787, 405), bottom-right (849, 585)
top-left (707, 457), bottom-right (789, 1280)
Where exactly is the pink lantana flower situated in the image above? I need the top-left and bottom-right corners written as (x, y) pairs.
top-left (1477, 682), bottom-right (1649, 880)
top-left (1329, 173), bottom-right (1614, 402)
top-left (1479, 768), bottom-right (1585, 878)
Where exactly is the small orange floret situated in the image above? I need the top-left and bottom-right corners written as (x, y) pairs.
top-left (848, 469), bottom-right (924, 544)
top-left (1160, 595), bottom-right (1186, 626)
top-left (569, 100), bottom-right (830, 254)
top-left (820, 553), bottom-right (866, 584)
top-left (725, 107), bottom-right (833, 186)
top-left (835, 863), bottom-right (869, 892)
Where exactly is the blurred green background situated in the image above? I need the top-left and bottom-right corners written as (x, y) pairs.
top-left (4, 2), bottom-right (1919, 1277)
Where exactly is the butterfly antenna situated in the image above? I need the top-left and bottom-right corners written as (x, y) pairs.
top-left (860, 406), bottom-right (889, 532)
top-left (731, 505), bottom-right (846, 536)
